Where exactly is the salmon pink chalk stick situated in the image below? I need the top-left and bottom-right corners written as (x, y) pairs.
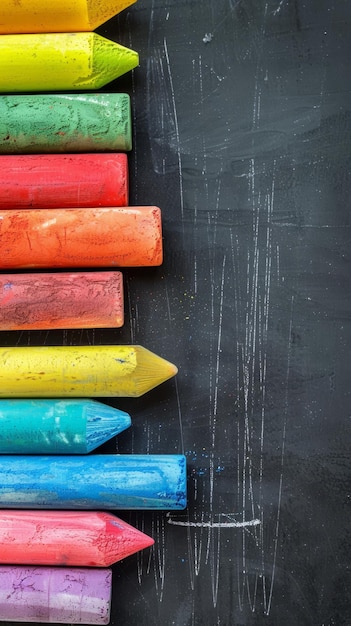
top-left (0, 154), bottom-right (128, 209)
top-left (0, 565), bottom-right (111, 624)
top-left (0, 271), bottom-right (124, 330)
top-left (0, 206), bottom-right (162, 268)
top-left (0, 511), bottom-right (153, 566)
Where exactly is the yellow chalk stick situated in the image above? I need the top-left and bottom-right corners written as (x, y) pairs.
top-left (0, 33), bottom-right (138, 92)
top-left (0, 0), bottom-right (136, 34)
top-left (0, 346), bottom-right (178, 398)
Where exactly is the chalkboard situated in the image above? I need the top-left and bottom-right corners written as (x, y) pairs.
top-left (2, 0), bottom-right (351, 624)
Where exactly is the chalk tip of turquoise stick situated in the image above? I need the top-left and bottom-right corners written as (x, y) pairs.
top-left (85, 401), bottom-right (131, 452)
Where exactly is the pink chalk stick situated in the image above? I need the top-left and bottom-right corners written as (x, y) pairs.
top-left (0, 271), bottom-right (124, 330)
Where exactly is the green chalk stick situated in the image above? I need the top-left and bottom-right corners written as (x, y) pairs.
top-left (0, 93), bottom-right (132, 154)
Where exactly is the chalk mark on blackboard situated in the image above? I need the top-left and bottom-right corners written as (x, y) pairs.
top-left (142, 514), bottom-right (167, 602)
top-left (136, 2), bottom-right (289, 616)
top-left (273, 0), bottom-right (286, 16)
top-left (266, 294), bottom-right (294, 615)
top-left (163, 37), bottom-right (184, 227)
top-left (166, 514), bottom-right (261, 528)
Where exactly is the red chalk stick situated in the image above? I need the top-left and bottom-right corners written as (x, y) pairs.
top-left (0, 511), bottom-right (154, 567)
top-left (0, 153), bottom-right (128, 208)
top-left (0, 271), bottom-right (124, 330)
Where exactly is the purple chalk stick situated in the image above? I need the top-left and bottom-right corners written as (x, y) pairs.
top-left (0, 566), bottom-right (111, 624)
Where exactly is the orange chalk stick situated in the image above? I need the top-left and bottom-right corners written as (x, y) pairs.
top-left (0, 271), bottom-right (124, 330)
top-left (0, 206), bottom-right (162, 269)
top-left (0, 154), bottom-right (128, 209)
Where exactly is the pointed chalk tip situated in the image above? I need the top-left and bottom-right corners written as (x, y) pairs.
top-left (91, 34), bottom-right (139, 89)
top-left (105, 516), bottom-right (154, 564)
top-left (88, 0), bottom-right (137, 30)
top-left (85, 401), bottom-right (131, 452)
top-left (134, 346), bottom-right (178, 396)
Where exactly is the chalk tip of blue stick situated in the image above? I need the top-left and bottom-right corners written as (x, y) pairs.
top-left (85, 401), bottom-right (131, 452)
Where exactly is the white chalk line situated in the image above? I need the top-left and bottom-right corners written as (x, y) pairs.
top-left (167, 516), bottom-right (261, 529)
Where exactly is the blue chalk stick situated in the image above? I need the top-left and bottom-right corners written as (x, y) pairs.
top-left (0, 455), bottom-right (187, 510)
top-left (0, 399), bottom-right (131, 453)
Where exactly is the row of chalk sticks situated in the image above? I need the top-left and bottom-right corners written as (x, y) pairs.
top-left (0, 1), bottom-right (186, 624)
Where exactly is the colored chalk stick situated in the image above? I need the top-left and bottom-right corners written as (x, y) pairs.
top-left (0, 0), bottom-right (135, 34)
top-left (0, 345), bottom-right (177, 397)
top-left (0, 154), bottom-right (128, 209)
top-left (0, 511), bottom-right (153, 566)
top-left (0, 93), bottom-right (132, 154)
top-left (0, 206), bottom-right (162, 269)
top-left (0, 566), bottom-right (111, 624)
top-left (0, 455), bottom-right (187, 509)
top-left (0, 271), bottom-right (124, 330)
top-left (0, 399), bottom-right (131, 453)
top-left (0, 33), bottom-right (138, 92)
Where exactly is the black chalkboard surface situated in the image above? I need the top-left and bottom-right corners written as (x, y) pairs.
top-left (1, 0), bottom-right (351, 624)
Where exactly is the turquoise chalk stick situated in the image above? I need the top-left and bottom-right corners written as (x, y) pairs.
top-left (0, 455), bottom-right (187, 510)
top-left (0, 399), bottom-right (131, 454)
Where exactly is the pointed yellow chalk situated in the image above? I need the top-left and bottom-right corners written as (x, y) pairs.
top-left (0, 346), bottom-right (178, 398)
top-left (0, 33), bottom-right (138, 93)
top-left (0, 0), bottom-right (136, 34)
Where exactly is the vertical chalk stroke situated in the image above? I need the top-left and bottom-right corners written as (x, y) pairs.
top-left (266, 294), bottom-right (294, 615)
top-left (163, 36), bottom-right (185, 229)
top-left (126, 8), bottom-right (139, 207)
top-left (272, 0), bottom-right (286, 16)
top-left (142, 4), bottom-right (273, 615)
top-left (132, 0), bottom-right (308, 620)
top-left (235, 165), bottom-right (278, 616)
top-left (145, 514), bottom-right (166, 602)
top-left (145, 37), bottom-right (184, 228)
top-left (159, 32), bottom-right (274, 610)
top-left (192, 2), bottom-right (288, 618)
top-left (233, 3), bottom-right (281, 615)
top-left (142, 7), bottom-right (196, 598)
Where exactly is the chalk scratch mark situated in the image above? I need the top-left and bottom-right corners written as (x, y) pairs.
top-left (163, 37), bottom-right (184, 227)
top-left (273, 0), bottom-right (286, 16)
top-left (266, 295), bottom-right (294, 615)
